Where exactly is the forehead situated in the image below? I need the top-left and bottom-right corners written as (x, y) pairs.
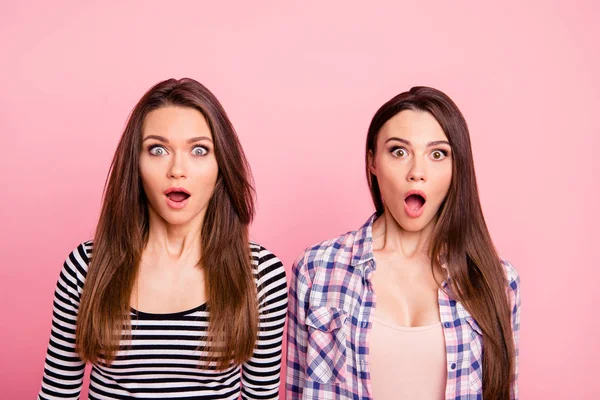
top-left (142, 105), bottom-right (212, 139)
top-left (378, 109), bottom-right (447, 145)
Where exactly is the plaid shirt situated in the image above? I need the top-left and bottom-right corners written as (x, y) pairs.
top-left (286, 214), bottom-right (520, 400)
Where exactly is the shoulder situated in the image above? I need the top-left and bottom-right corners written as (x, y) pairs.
top-left (62, 240), bottom-right (93, 279)
top-left (249, 242), bottom-right (287, 309)
top-left (55, 241), bottom-right (93, 302)
top-left (250, 241), bottom-right (286, 281)
top-left (292, 229), bottom-right (359, 282)
top-left (499, 258), bottom-right (521, 318)
top-left (500, 258), bottom-right (520, 294)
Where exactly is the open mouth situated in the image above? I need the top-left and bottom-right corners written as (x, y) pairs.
top-left (164, 187), bottom-right (191, 209)
top-left (404, 191), bottom-right (426, 218)
top-left (166, 191), bottom-right (190, 202)
top-left (404, 193), bottom-right (426, 211)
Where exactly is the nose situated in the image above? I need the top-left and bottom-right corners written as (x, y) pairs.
top-left (167, 153), bottom-right (187, 179)
top-left (406, 158), bottom-right (426, 183)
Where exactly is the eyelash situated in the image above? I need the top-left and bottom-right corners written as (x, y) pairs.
top-left (389, 147), bottom-right (449, 158)
top-left (148, 144), bottom-right (167, 156)
top-left (390, 146), bottom-right (408, 157)
top-left (147, 144), bottom-right (210, 156)
top-left (191, 145), bottom-right (209, 156)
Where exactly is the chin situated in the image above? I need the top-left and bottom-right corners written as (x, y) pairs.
top-left (390, 208), bottom-right (435, 233)
top-left (162, 216), bottom-right (191, 226)
top-left (154, 209), bottom-right (194, 226)
top-left (398, 219), bottom-right (429, 232)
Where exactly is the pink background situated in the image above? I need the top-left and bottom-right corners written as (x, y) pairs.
top-left (1, 1), bottom-right (598, 398)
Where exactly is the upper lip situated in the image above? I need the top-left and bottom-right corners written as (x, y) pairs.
top-left (404, 190), bottom-right (427, 201)
top-left (164, 187), bottom-right (191, 195)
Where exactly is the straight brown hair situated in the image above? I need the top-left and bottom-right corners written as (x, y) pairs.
top-left (76, 78), bottom-right (258, 369)
top-left (366, 87), bottom-right (515, 399)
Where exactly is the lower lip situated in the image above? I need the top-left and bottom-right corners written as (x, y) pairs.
top-left (166, 196), bottom-right (190, 209)
top-left (404, 201), bottom-right (425, 218)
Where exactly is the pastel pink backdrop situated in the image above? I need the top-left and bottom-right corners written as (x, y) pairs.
top-left (1, 1), bottom-right (598, 398)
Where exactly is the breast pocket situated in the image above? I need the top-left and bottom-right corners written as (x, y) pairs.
top-left (465, 316), bottom-right (483, 394)
top-left (305, 305), bottom-right (348, 385)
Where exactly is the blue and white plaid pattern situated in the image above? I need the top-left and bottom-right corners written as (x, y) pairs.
top-left (286, 214), bottom-right (520, 399)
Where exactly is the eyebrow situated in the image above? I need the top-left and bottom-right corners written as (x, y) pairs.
top-left (385, 137), bottom-right (450, 147)
top-left (142, 135), bottom-right (213, 144)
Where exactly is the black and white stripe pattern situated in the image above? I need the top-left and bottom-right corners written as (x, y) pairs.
top-left (39, 241), bottom-right (288, 399)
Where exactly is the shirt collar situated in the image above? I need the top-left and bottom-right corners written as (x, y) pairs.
top-left (351, 212), bottom-right (452, 285)
top-left (350, 213), bottom-right (378, 270)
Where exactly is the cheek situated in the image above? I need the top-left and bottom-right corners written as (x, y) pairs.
top-left (138, 158), bottom-right (163, 193)
top-left (431, 166), bottom-right (453, 200)
top-left (377, 162), bottom-right (406, 194)
top-left (190, 159), bottom-right (219, 187)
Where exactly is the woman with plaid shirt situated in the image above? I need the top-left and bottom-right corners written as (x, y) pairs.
top-left (287, 87), bottom-right (520, 400)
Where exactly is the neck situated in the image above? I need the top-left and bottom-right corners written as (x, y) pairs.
top-left (145, 206), bottom-right (203, 263)
top-left (372, 208), bottom-right (437, 259)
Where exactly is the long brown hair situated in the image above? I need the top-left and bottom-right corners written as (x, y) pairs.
top-left (366, 87), bottom-right (515, 399)
top-left (76, 78), bottom-right (258, 369)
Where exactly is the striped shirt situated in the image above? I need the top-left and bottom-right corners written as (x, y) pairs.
top-left (39, 241), bottom-right (288, 400)
top-left (286, 214), bottom-right (521, 400)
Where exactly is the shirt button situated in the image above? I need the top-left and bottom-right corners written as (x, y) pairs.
top-left (444, 322), bottom-right (451, 328)
top-left (451, 363), bottom-right (456, 370)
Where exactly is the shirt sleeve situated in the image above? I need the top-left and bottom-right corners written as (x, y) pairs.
top-left (503, 260), bottom-right (521, 400)
top-left (285, 252), bottom-right (311, 399)
top-left (241, 246), bottom-right (288, 400)
top-left (38, 242), bottom-right (90, 400)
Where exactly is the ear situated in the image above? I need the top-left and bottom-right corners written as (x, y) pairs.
top-left (368, 150), bottom-right (377, 176)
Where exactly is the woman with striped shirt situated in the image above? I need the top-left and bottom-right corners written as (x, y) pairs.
top-left (39, 78), bottom-right (288, 399)
top-left (287, 87), bottom-right (520, 399)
